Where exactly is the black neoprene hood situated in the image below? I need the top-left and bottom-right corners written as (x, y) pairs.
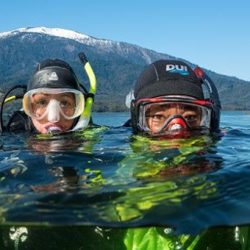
top-left (134, 60), bottom-right (204, 100)
top-left (27, 59), bottom-right (81, 91)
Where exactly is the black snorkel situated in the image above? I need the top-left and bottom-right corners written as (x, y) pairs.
top-left (0, 85), bottom-right (26, 133)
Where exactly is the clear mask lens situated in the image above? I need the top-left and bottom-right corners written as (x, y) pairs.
top-left (138, 100), bottom-right (211, 135)
top-left (23, 88), bottom-right (85, 120)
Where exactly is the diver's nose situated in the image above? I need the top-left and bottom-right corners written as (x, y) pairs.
top-left (166, 117), bottom-right (187, 131)
top-left (47, 100), bottom-right (60, 122)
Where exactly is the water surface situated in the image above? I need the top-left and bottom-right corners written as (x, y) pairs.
top-left (1, 111), bottom-right (250, 249)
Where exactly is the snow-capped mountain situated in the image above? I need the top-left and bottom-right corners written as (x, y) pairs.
top-left (0, 26), bottom-right (172, 65)
top-left (0, 27), bottom-right (115, 47)
top-left (0, 27), bottom-right (249, 110)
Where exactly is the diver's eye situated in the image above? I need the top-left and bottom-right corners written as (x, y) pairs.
top-left (150, 114), bottom-right (166, 123)
top-left (59, 98), bottom-right (75, 110)
top-left (183, 112), bottom-right (200, 126)
top-left (60, 100), bottom-right (72, 108)
top-left (184, 115), bottom-right (197, 122)
top-left (34, 98), bottom-right (49, 107)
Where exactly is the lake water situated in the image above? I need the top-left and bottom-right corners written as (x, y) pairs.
top-left (0, 111), bottom-right (250, 249)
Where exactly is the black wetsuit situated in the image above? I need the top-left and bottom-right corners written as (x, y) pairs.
top-left (5, 111), bottom-right (34, 133)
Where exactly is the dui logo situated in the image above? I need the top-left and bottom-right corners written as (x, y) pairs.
top-left (166, 64), bottom-right (189, 76)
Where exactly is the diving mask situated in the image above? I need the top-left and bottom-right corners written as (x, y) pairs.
top-left (23, 88), bottom-right (85, 121)
top-left (136, 97), bottom-right (212, 135)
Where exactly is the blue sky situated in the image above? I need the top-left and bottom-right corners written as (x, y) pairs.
top-left (1, 0), bottom-right (250, 81)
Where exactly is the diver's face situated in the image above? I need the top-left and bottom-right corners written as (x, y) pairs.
top-left (146, 103), bottom-right (202, 134)
top-left (31, 93), bottom-right (76, 134)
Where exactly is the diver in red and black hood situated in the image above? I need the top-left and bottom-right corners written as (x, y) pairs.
top-left (127, 59), bottom-right (221, 138)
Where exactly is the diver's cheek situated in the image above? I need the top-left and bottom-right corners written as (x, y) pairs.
top-left (149, 123), bottom-right (163, 133)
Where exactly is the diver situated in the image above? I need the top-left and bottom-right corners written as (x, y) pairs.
top-left (117, 59), bottom-right (227, 250)
top-left (0, 54), bottom-right (121, 250)
top-left (125, 59), bottom-right (221, 138)
top-left (0, 52), bottom-right (96, 134)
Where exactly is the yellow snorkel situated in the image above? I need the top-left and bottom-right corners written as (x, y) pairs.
top-left (73, 52), bottom-right (97, 130)
top-left (4, 95), bottom-right (17, 103)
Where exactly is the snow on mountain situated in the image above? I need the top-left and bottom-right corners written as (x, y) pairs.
top-left (0, 26), bottom-right (116, 47)
top-left (0, 26), bottom-right (169, 65)
top-left (0, 27), bottom-right (159, 64)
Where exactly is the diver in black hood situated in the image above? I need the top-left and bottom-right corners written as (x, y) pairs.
top-left (126, 59), bottom-right (221, 138)
top-left (1, 53), bottom-right (96, 134)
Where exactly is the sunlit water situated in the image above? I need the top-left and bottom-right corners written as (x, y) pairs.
top-left (0, 111), bottom-right (250, 249)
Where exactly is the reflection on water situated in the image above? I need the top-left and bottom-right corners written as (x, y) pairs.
top-left (0, 112), bottom-right (250, 249)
